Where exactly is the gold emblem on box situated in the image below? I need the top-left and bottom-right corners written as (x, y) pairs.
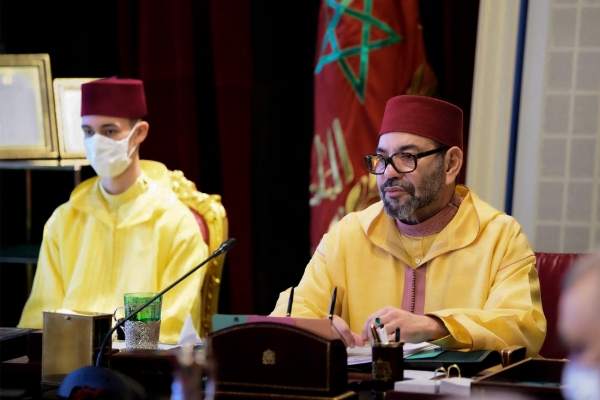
top-left (262, 349), bottom-right (275, 365)
top-left (372, 357), bottom-right (392, 382)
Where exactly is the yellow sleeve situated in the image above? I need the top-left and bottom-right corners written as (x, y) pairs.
top-left (157, 212), bottom-right (208, 344)
top-left (429, 230), bottom-right (546, 357)
top-left (271, 237), bottom-right (337, 319)
top-left (18, 211), bottom-right (65, 329)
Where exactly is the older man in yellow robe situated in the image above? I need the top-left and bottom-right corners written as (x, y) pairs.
top-left (18, 77), bottom-right (207, 344)
top-left (272, 95), bottom-right (546, 357)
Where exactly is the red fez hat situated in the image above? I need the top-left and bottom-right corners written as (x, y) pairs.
top-left (379, 95), bottom-right (463, 150)
top-left (81, 76), bottom-right (147, 118)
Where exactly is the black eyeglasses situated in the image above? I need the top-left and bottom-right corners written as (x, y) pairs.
top-left (363, 147), bottom-right (449, 175)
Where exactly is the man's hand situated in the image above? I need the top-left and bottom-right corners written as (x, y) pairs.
top-left (361, 306), bottom-right (449, 343)
top-left (331, 315), bottom-right (365, 348)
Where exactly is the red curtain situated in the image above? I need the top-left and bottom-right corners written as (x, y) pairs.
top-left (208, 0), bottom-right (254, 313)
top-left (118, 0), bottom-right (254, 313)
top-left (118, 0), bottom-right (201, 185)
top-left (309, 0), bottom-right (437, 251)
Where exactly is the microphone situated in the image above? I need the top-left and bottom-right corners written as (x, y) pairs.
top-left (57, 238), bottom-right (237, 399)
top-left (214, 237), bottom-right (237, 256)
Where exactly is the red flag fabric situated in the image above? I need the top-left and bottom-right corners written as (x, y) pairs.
top-left (309, 0), bottom-right (438, 251)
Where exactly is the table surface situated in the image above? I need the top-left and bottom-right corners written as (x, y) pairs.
top-left (0, 347), bottom-right (566, 400)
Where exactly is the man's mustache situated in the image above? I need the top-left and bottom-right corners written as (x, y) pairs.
top-left (381, 178), bottom-right (415, 196)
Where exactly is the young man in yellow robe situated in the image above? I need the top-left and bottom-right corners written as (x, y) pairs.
top-left (272, 95), bottom-right (546, 357)
top-left (18, 77), bottom-right (208, 344)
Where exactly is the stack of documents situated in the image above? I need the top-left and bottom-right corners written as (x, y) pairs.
top-left (404, 342), bottom-right (440, 357)
top-left (439, 377), bottom-right (472, 396)
top-left (347, 342), bottom-right (440, 365)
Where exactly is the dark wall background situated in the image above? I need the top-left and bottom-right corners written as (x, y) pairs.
top-left (0, 0), bottom-right (479, 326)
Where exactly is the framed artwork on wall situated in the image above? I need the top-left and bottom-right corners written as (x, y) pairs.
top-left (53, 78), bottom-right (99, 159)
top-left (0, 53), bottom-right (59, 159)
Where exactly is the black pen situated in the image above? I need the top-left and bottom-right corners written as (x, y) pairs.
top-left (395, 327), bottom-right (400, 342)
top-left (286, 287), bottom-right (294, 317)
top-left (328, 286), bottom-right (337, 320)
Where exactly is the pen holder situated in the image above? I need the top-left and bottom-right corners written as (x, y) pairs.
top-left (371, 341), bottom-right (404, 396)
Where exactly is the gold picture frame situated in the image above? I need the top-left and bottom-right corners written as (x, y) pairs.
top-left (0, 53), bottom-right (59, 159)
top-left (53, 78), bottom-right (99, 159)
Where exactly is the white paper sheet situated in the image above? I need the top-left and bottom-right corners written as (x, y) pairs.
top-left (178, 313), bottom-right (203, 346)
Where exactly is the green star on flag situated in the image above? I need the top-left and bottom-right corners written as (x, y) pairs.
top-left (315, 0), bottom-right (403, 102)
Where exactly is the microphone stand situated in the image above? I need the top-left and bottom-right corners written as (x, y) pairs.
top-left (96, 237), bottom-right (236, 367)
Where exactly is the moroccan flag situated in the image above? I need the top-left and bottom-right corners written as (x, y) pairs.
top-left (309, 0), bottom-right (437, 251)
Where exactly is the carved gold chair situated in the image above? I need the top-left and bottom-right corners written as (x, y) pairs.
top-left (169, 170), bottom-right (228, 338)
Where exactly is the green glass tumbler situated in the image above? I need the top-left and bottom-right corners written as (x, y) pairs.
top-left (122, 292), bottom-right (162, 349)
top-left (124, 292), bottom-right (162, 322)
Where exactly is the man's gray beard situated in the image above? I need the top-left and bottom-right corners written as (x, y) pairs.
top-left (380, 160), bottom-right (446, 221)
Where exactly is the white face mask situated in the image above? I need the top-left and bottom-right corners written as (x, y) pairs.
top-left (84, 125), bottom-right (139, 178)
top-left (562, 359), bottom-right (600, 400)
